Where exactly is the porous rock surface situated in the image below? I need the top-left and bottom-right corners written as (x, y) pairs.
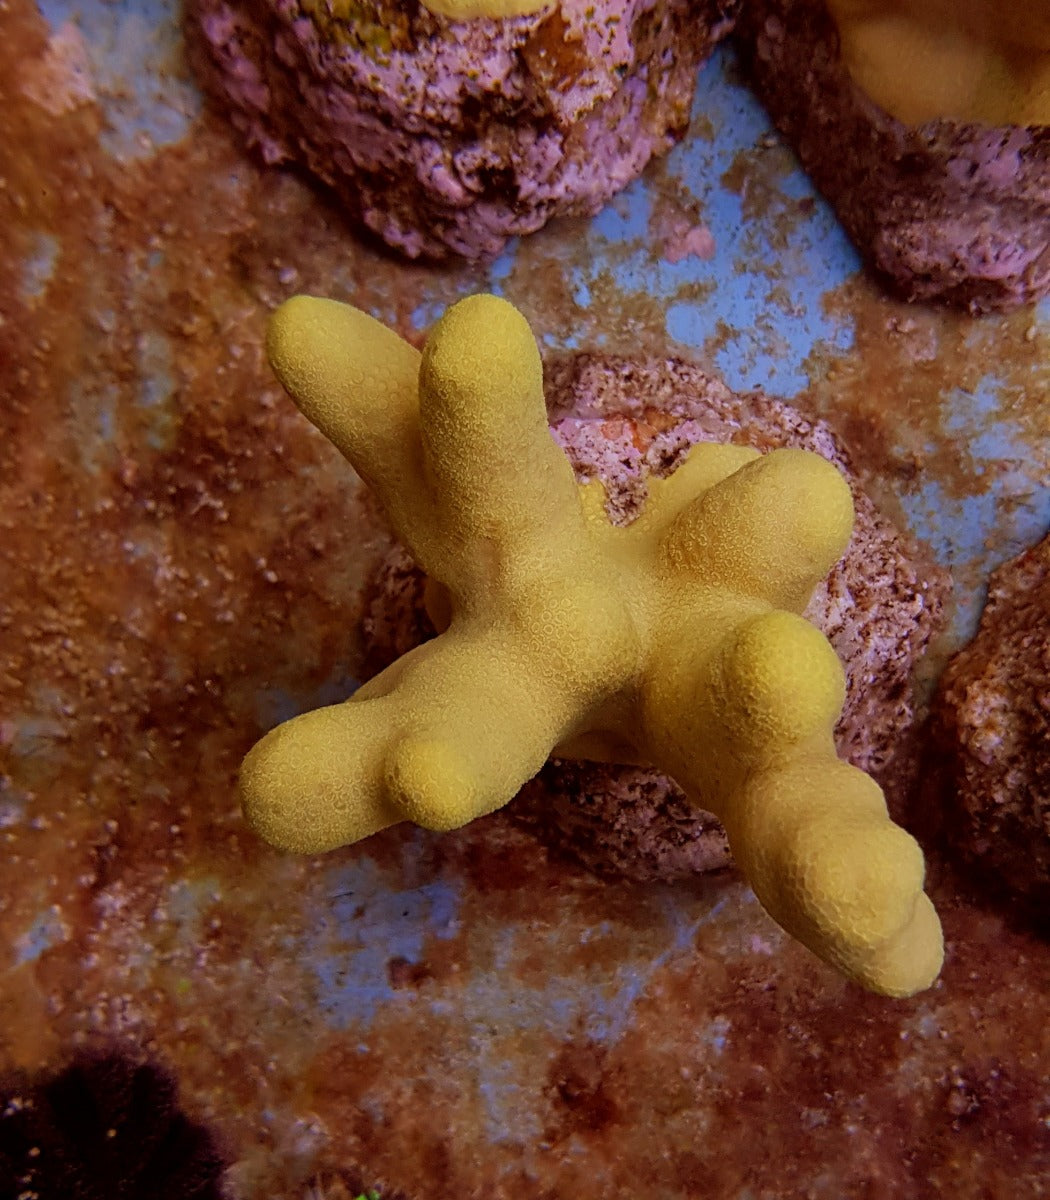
top-left (734, 0), bottom-right (1050, 312)
top-left (930, 535), bottom-right (1049, 910)
top-left (185, 0), bottom-right (738, 259)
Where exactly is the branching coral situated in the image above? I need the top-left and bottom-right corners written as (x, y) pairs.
top-left (243, 292), bottom-right (943, 997)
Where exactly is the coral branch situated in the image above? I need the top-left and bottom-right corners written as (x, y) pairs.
top-left (243, 292), bottom-right (944, 997)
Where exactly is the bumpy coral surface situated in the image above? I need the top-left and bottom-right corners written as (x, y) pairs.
top-left (242, 292), bottom-right (943, 997)
top-left (361, 355), bottom-right (949, 883)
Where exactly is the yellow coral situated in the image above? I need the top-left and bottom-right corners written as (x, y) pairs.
top-left (419, 0), bottom-right (550, 18)
top-left (243, 292), bottom-right (944, 998)
top-left (826, 0), bottom-right (1050, 126)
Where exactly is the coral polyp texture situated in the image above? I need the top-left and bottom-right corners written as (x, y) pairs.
top-left (243, 292), bottom-right (944, 998)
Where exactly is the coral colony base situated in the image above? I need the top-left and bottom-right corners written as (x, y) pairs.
top-left (360, 355), bottom-right (949, 884)
top-left (240, 292), bottom-right (944, 998)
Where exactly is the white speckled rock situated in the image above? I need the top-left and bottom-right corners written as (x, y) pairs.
top-left (185, 0), bottom-right (739, 259)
